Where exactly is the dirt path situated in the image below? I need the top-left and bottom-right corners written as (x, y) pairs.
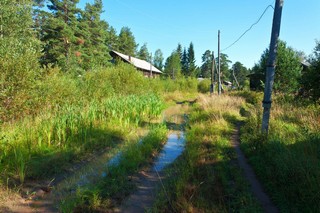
top-left (114, 104), bottom-right (188, 212)
top-left (230, 124), bottom-right (278, 213)
top-left (114, 167), bottom-right (165, 213)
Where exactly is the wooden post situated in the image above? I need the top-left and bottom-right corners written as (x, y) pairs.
top-left (262, 0), bottom-right (284, 134)
top-left (150, 53), bottom-right (153, 78)
top-left (232, 67), bottom-right (240, 88)
top-left (0, 14), bottom-right (3, 39)
top-left (218, 30), bottom-right (221, 95)
top-left (211, 51), bottom-right (216, 95)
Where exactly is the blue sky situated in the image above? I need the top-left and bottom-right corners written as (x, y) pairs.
top-left (79, 0), bottom-right (320, 69)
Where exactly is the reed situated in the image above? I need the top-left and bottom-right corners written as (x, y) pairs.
top-left (0, 94), bottom-right (164, 184)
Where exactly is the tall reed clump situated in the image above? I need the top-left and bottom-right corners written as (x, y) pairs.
top-left (59, 124), bottom-right (168, 212)
top-left (0, 93), bottom-right (164, 184)
top-left (152, 94), bottom-right (261, 212)
top-left (239, 91), bottom-right (320, 212)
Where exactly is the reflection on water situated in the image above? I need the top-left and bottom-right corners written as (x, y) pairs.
top-left (152, 131), bottom-right (185, 172)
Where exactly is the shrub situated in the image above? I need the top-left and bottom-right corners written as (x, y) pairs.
top-left (197, 79), bottom-right (211, 93)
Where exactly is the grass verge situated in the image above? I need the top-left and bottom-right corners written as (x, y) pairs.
top-left (238, 91), bottom-right (320, 212)
top-left (152, 94), bottom-right (261, 212)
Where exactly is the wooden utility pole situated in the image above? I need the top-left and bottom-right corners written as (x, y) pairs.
top-left (0, 14), bottom-right (3, 39)
top-left (232, 67), bottom-right (240, 88)
top-left (210, 51), bottom-right (216, 95)
top-left (261, 0), bottom-right (284, 133)
top-left (150, 53), bottom-right (153, 78)
top-left (218, 30), bottom-right (221, 95)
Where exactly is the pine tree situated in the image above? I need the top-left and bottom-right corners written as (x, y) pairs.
top-left (106, 26), bottom-right (119, 52)
top-left (187, 42), bottom-right (196, 77)
top-left (42, 0), bottom-right (81, 72)
top-left (118, 27), bottom-right (137, 56)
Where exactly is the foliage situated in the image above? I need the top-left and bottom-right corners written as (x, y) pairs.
top-left (200, 50), bottom-right (213, 78)
top-left (41, 0), bottom-right (82, 72)
top-left (300, 40), bottom-right (320, 103)
top-left (78, 0), bottom-right (111, 70)
top-left (197, 79), bottom-right (211, 93)
top-left (251, 40), bottom-right (302, 93)
top-left (232, 61), bottom-right (249, 89)
top-left (137, 43), bottom-right (150, 61)
top-left (153, 49), bottom-right (164, 71)
top-left (0, 0), bottom-right (41, 122)
top-left (218, 53), bottom-right (232, 81)
top-left (164, 51), bottom-right (182, 79)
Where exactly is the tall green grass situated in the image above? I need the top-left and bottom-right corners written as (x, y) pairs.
top-left (0, 94), bottom-right (164, 184)
top-left (239, 91), bottom-right (320, 212)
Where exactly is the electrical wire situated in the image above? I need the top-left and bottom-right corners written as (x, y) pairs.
top-left (221, 4), bottom-right (274, 52)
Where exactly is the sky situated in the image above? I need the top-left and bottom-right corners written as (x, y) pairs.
top-left (79, 0), bottom-right (320, 69)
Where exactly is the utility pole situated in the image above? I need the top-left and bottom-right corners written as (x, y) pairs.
top-left (0, 14), bottom-right (3, 39)
top-left (150, 53), bottom-right (153, 78)
top-left (261, 0), bottom-right (284, 134)
top-left (218, 30), bottom-right (221, 95)
top-left (210, 51), bottom-right (216, 95)
top-left (232, 67), bottom-right (240, 89)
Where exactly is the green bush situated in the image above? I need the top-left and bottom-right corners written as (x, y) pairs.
top-left (197, 79), bottom-right (211, 93)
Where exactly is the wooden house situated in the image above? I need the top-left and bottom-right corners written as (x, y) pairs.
top-left (110, 50), bottom-right (162, 78)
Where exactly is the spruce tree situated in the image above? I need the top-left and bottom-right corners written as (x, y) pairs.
top-left (181, 48), bottom-right (188, 76)
top-left (187, 42), bottom-right (196, 77)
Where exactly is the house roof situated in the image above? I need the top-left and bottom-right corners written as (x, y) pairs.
top-left (110, 50), bottom-right (162, 74)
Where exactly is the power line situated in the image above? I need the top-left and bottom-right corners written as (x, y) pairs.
top-left (221, 4), bottom-right (274, 52)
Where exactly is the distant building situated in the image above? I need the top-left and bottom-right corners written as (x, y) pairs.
top-left (110, 50), bottom-right (162, 78)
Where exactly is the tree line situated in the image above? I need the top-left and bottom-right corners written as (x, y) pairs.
top-left (1, 0), bottom-right (319, 106)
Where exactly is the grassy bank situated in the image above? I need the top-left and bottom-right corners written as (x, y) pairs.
top-left (152, 94), bottom-right (261, 212)
top-left (237, 91), bottom-right (320, 212)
